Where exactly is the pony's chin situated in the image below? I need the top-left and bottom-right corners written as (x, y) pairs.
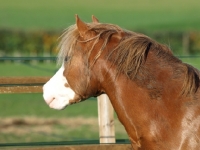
top-left (48, 98), bottom-right (70, 110)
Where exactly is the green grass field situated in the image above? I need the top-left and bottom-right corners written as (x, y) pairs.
top-left (0, 62), bottom-right (57, 77)
top-left (0, 0), bottom-right (200, 31)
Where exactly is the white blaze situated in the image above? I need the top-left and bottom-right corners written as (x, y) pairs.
top-left (43, 65), bottom-right (77, 110)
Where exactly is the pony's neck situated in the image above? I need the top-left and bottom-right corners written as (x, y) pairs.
top-left (98, 50), bottom-right (186, 149)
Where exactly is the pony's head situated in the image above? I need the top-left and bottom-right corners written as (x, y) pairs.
top-left (43, 15), bottom-right (124, 109)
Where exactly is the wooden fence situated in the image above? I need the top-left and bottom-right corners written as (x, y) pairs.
top-left (0, 76), bottom-right (130, 149)
top-left (4, 144), bottom-right (132, 150)
top-left (0, 77), bottom-right (49, 93)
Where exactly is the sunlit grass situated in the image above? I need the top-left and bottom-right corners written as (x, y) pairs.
top-left (0, 62), bottom-right (57, 76)
top-left (0, 0), bottom-right (199, 31)
top-left (180, 57), bottom-right (200, 69)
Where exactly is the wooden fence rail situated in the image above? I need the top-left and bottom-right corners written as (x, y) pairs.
top-left (0, 77), bottom-right (49, 93)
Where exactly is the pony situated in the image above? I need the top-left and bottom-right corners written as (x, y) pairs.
top-left (43, 15), bottom-right (200, 150)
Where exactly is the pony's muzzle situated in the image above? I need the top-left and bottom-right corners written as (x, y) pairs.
top-left (42, 65), bottom-right (78, 110)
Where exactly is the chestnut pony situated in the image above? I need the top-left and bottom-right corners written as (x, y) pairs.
top-left (43, 15), bottom-right (200, 150)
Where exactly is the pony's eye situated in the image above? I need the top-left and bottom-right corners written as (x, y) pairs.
top-left (65, 56), bottom-right (70, 62)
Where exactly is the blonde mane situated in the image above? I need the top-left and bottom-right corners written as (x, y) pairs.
top-left (57, 24), bottom-right (79, 65)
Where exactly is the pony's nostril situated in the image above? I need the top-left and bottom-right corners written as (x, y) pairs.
top-left (65, 83), bottom-right (70, 87)
top-left (43, 88), bottom-right (55, 105)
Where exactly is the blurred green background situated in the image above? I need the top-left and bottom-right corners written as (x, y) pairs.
top-left (1, 0), bottom-right (200, 31)
top-left (0, 0), bottom-right (200, 145)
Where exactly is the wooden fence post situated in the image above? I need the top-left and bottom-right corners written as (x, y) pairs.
top-left (183, 32), bottom-right (190, 55)
top-left (97, 94), bottom-right (116, 143)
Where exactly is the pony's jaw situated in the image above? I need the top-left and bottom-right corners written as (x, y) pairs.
top-left (43, 65), bottom-right (77, 110)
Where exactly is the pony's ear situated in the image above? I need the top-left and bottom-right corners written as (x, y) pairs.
top-left (92, 15), bottom-right (99, 23)
top-left (75, 14), bottom-right (88, 37)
